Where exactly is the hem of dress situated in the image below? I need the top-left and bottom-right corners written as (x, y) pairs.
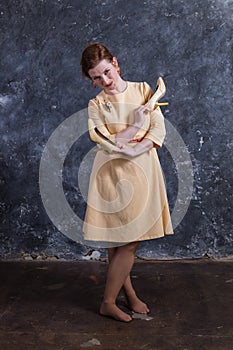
top-left (84, 230), bottom-right (174, 244)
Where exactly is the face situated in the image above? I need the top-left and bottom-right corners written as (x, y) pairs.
top-left (88, 58), bottom-right (120, 93)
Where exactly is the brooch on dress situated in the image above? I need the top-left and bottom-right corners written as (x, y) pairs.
top-left (104, 100), bottom-right (112, 112)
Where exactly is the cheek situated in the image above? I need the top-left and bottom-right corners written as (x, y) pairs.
top-left (97, 81), bottom-right (104, 87)
top-left (111, 70), bottom-right (118, 80)
top-left (94, 78), bottom-right (102, 85)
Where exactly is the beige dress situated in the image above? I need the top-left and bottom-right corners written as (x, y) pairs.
top-left (83, 81), bottom-right (173, 246)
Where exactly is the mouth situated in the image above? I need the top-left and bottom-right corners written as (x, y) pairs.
top-left (105, 82), bottom-right (113, 87)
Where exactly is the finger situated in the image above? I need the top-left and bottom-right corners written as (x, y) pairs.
top-left (142, 104), bottom-right (150, 111)
top-left (139, 106), bottom-right (150, 115)
top-left (137, 103), bottom-right (150, 112)
top-left (113, 146), bottom-right (122, 152)
top-left (136, 105), bottom-right (145, 112)
top-left (116, 142), bottom-right (123, 148)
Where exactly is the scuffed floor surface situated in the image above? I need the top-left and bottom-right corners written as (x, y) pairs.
top-left (0, 259), bottom-right (233, 349)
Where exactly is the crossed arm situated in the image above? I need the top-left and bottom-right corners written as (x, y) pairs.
top-left (89, 78), bottom-right (167, 157)
top-left (113, 105), bottom-right (155, 157)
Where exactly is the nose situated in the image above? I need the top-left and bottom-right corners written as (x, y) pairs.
top-left (102, 74), bottom-right (111, 85)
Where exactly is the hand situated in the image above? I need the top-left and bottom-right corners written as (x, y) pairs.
top-left (134, 105), bottom-right (150, 127)
top-left (115, 134), bottom-right (129, 149)
top-left (116, 144), bottom-right (136, 157)
top-left (115, 138), bottom-right (154, 157)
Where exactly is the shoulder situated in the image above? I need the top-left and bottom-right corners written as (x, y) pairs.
top-left (88, 90), bottom-right (105, 107)
top-left (127, 81), bottom-right (153, 95)
top-left (129, 81), bottom-right (154, 101)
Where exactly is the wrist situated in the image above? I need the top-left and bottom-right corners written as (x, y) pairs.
top-left (133, 121), bottom-right (143, 129)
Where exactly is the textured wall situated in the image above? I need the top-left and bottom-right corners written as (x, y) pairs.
top-left (0, 0), bottom-right (232, 259)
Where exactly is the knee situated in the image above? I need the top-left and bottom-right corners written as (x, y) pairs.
top-left (120, 241), bottom-right (139, 255)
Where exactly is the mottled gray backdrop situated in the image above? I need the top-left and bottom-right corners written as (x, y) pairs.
top-left (0, 0), bottom-right (232, 259)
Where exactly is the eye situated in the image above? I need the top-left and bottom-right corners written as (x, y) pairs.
top-left (104, 69), bottom-right (110, 75)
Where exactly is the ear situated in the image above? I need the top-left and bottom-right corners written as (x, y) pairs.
top-left (112, 56), bottom-right (118, 67)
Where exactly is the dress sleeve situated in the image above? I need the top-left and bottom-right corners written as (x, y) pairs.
top-left (143, 82), bottom-right (166, 148)
top-left (88, 98), bottom-right (116, 152)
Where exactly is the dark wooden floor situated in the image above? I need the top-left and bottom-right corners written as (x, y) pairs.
top-left (0, 259), bottom-right (233, 350)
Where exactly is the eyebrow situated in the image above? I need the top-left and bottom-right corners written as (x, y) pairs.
top-left (92, 67), bottom-right (111, 80)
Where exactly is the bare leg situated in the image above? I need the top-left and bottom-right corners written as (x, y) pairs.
top-left (108, 247), bottom-right (149, 314)
top-left (100, 242), bottom-right (139, 322)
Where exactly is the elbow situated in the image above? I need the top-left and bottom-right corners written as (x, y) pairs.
top-left (143, 138), bottom-right (155, 150)
top-left (89, 128), bottom-right (100, 144)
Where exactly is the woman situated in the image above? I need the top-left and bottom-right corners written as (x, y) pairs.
top-left (80, 43), bottom-right (173, 322)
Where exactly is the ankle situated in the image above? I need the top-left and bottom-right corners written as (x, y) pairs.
top-left (102, 299), bottom-right (116, 305)
top-left (124, 290), bottom-right (137, 298)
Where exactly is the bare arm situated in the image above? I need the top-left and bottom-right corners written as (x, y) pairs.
top-left (116, 138), bottom-right (154, 157)
top-left (115, 105), bottom-right (150, 147)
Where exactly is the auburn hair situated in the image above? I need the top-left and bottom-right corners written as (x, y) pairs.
top-left (80, 42), bottom-right (114, 79)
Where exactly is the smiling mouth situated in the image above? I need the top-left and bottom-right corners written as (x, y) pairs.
top-left (106, 82), bottom-right (113, 87)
